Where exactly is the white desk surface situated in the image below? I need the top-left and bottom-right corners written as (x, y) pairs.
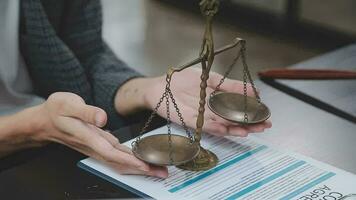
top-left (254, 44), bottom-right (356, 174)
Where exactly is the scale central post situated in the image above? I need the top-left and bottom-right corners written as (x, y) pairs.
top-left (177, 0), bottom-right (220, 171)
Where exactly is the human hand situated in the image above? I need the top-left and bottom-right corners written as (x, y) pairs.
top-left (145, 68), bottom-right (272, 137)
top-left (30, 92), bottom-right (168, 178)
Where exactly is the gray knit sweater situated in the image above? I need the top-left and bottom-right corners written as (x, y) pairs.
top-left (19, 0), bottom-right (142, 130)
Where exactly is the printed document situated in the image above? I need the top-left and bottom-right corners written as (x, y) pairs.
top-left (79, 125), bottom-right (356, 200)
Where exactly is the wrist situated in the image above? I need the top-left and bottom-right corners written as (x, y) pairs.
top-left (0, 104), bottom-right (48, 157)
top-left (9, 104), bottom-right (48, 142)
top-left (22, 105), bottom-right (47, 138)
top-left (141, 76), bottom-right (165, 110)
top-left (115, 76), bottom-right (162, 116)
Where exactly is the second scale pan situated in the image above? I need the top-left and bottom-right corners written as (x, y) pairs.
top-left (208, 92), bottom-right (271, 124)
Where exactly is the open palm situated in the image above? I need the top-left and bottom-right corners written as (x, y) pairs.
top-left (147, 68), bottom-right (272, 137)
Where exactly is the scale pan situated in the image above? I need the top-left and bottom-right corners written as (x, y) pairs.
top-left (132, 134), bottom-right (200, 166)
top-left (208, 92), bottom-right (271, 124)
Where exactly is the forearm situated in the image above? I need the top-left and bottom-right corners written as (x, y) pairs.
top-left (0, 106), bottom-right (43, 157)
top-left (84, 45), bottom-right (143, 129)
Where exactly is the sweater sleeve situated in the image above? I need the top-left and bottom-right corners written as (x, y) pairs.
top-left (57, 0), bottom-right (143, 129)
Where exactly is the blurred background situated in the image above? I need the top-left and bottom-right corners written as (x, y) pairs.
top-left (102, 0), bottom-right (356, 79)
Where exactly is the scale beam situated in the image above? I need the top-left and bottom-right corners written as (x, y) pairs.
top-left (168, 38), bottom-right (244, 76)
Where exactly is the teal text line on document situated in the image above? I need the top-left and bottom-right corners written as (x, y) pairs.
top-left (279, 172), bottom-right (336, 200)
top-left (168, 145), bottom-right (268, 193)
top-left (225, 160), bottom-right (306, 200)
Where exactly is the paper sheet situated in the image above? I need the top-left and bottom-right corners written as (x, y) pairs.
top-left (79, 125), bottom-right (356, 200)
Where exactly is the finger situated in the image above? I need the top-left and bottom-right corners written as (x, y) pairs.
top-left (263, 120), bottom-right (272, 128)
top-left (109, 162), bottom-right (168, 178)
top-left (227, 126), bottom-right (249, 137)
top-left (246, 125), bottom-right (265, 133)
top-left (227, 120), bottom-right (271, 136)
top-left (91, 138), bottom-right (149, 171)
top-left (76, 134), bottom-right (160, 177)
top-left (96, 131), bottom-right (168, 178)
top-left (205, 109), bottom-right (236, 127)
top-left (53, 116), bottom-right (164, 178)
top-left (60, 98), bottom-right (107, 127)
top-left (89, 137), bottom-right (157, 174)
top-left (56, 116), bottom-right (149, 172)
top-left (146, 165), bottom-right (168, 178)
top-left (95, 129), bottom-right (132, 154)
top-left (96, 129), bottom-right (120, 147)
top-left (203, 120), bottom-right (228, 136)
top-left (104, 150), bottom-right (168, 177)
top-left (205, 105), bottom-right (242, 128)
top-left (115, 144), bottom-right (134, 154)
top-left (245, 120), bottom-right (272, 132)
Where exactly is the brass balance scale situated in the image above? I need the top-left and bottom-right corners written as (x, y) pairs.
top-left (131, 0), bottom-right (271, 171)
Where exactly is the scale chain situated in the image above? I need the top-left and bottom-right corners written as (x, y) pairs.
top-left (167, 88), bottom-right (194, 142)
top-left (241, 44), bottom-right (261, 103)
top-left (211, 42), bottom-right (261, 103)
top-left (165, 75), bottom-right (193, 143)
top-left (136, 90), bottom-right (167, 142)
top-left (136, 75), bottom-right (172, 141)
top-left (211, 45), bottom-right (242, 96)
top-left (136, 74), bottom-right (193, 152)
top-left (210, 41), bottom-right (262, 125)
top-left (243, 55), bottom-right (249, 124)
top-left (165, 86), bottom-right (174, 165)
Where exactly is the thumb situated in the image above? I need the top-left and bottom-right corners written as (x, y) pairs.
top-left (59, 95), bottom-right (107, 127)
